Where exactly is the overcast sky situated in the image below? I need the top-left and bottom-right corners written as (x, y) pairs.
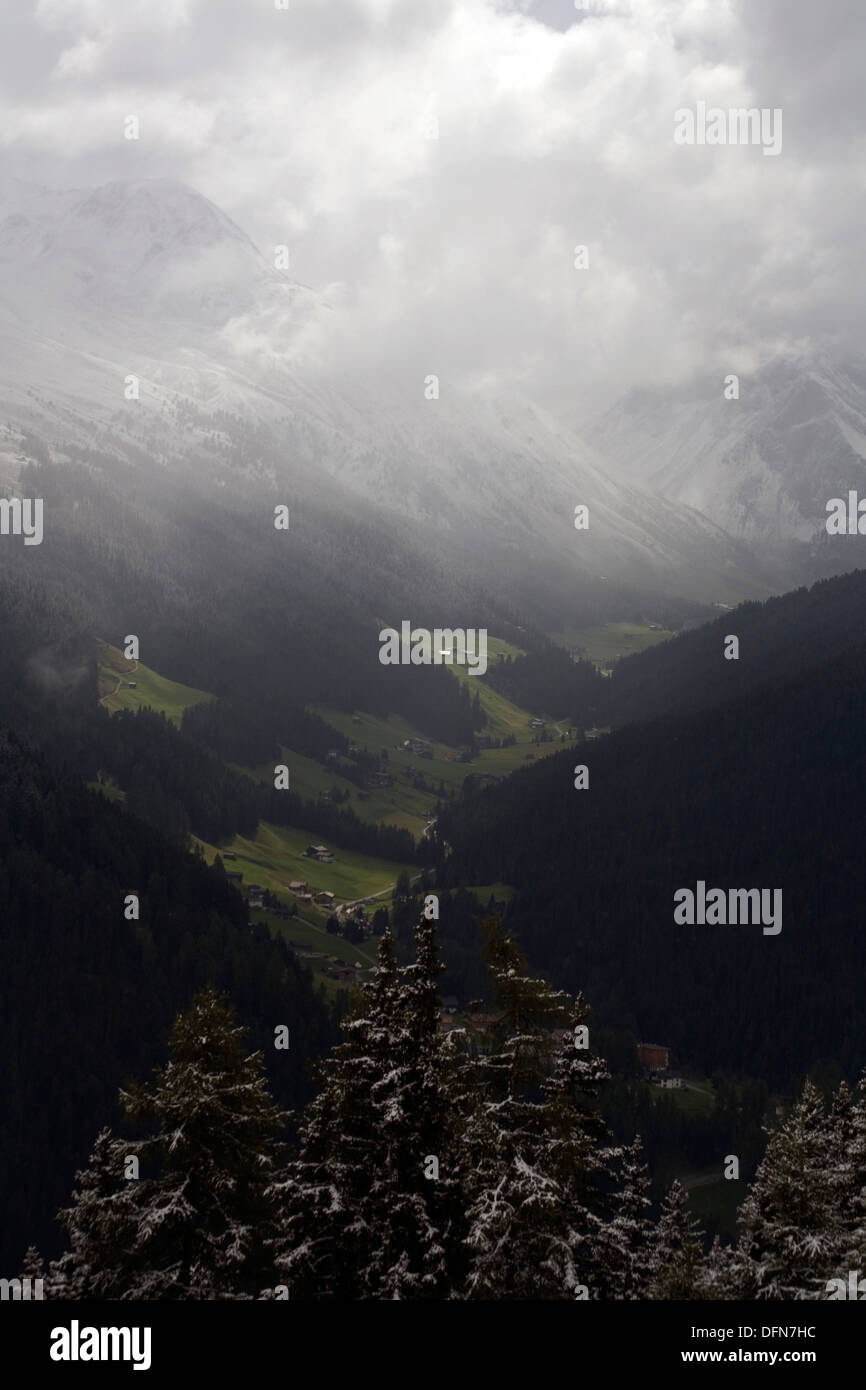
top-left (1, 0), bottom-right (864, 413)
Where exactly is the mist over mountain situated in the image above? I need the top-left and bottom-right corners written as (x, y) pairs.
top-left (589, 351), bottom-right (866, 577)
top-left (0, 175), bottom-right (784, 612)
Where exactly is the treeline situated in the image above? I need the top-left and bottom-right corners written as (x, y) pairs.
top-left (29, 921), bottom-right (866, 1300)
top-left (182, 697), bottom-right (349, 768)
top-left (98, 707), bottom-right (421, 862)
top-left (262, 783), bottom-right (421, 864)
top-left (0, 730), bottom-right (338, 1271)
top-left (484, 642), bottom-right (608, 725)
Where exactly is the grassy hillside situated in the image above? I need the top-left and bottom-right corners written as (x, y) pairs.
top-left (195, 820), bottom-right (411, 907)
top-left (550, 621), bottom-right (674, 672)
top-left (98, 640), bottom-right (213, 726)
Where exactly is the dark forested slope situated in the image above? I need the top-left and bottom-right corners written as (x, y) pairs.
top-left (0, 730), bottom-right (337, 1270)
top-left (439, 624), bottom-right (866, 1088)
top-left (609, 568), bottom-right (866, 726)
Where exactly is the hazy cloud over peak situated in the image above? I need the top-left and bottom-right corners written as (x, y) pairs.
top-left (2, 0), bottom-right (863, 412)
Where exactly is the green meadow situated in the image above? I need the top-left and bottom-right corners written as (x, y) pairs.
top-left (98, 640), bottom-right (213, 726)
top-left (195, 820), bottom-right (411, 906)
top-left (550, 621), bottom-right (674, 671)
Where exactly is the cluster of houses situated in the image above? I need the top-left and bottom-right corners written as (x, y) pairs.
top-left (220, 847), bottom-right (339, 915)
top-left (289, 879), bottom-right (335, 909)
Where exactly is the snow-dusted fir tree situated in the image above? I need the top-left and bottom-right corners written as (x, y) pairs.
top-left (46, 1127), bottom-right (153, 1299)
top-left (694, 1236), bottom-right (738, 1300)
top-left (733, 1079), bottom-right (845, 1299)
top-left (20, 1245), bottom-right (44, 1285)
top-left (541, 994), bottom-right (618, 1294)
top-left (829, 1072), bottom-right (866, 1291)
top-left (460, 921), bottom-right (577, 1299)
top-left (589, 1136), bottom-right (654, 1299)
top-left (648, 1180), bottom-right (703, 1299)
top-left (272, 924), bottom-right (466, 1299)
top-left (48, 990), bottom-right (287, 1299)
top-left (270, 931), bottom-right (403, 1298)
top-left (362, 916), bottom-right (470, 1299)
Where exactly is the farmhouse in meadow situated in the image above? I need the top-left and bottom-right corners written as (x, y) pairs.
top-left (402, 737), bottom-right (432, 756)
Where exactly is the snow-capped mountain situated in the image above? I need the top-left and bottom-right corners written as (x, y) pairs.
top-left (0, 175), bottom-right (775, 603)
top-left (588, 354), bottom-right (866, 545)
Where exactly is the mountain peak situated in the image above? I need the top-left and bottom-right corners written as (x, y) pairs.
top-left (71, 178), bottom-right (254, 256)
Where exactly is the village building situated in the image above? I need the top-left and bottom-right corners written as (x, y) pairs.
top-left (402, 737), bottom-right (432, 756)
top-left (637, 1042), bottom-right (670, 1072)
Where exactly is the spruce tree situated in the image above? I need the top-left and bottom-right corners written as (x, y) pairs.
top-left (831, 1072), bottom-right (866, 1289)
top-left (271, 931), bottom-right (402, 1298)
top-left (48, 990), bottom-right (287, 1299)
top-left (541, 994), bottom-right (618, 1294)
top-left (461, 921), bottom-right (577, 1299)
top-left (46, 1127), bottom-right (153, 1300)
top-left (648, 1180), bottom-right (703, 1299)
top-left (361, 917), bottom-right (468, 1298)
top-left (590, 1137), bottom-right (654, 1299)
top-left (20, 1245), bottom-right (44, 1285)
top-left (733, 1079), bottom-right (844, 1299)
top-left (272, 923), bottom-right (465, 1299)
top-left (694, 1236), bottom-right (738, 1301)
